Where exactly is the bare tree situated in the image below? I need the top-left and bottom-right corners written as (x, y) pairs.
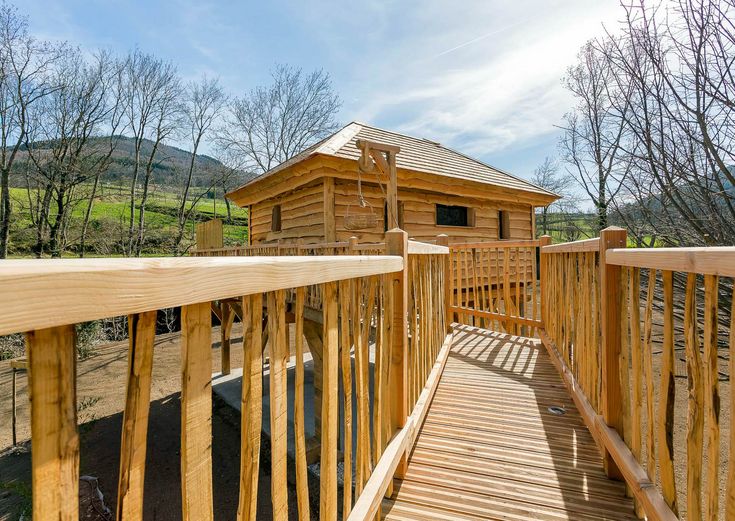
top-left (219, 64), bottom-right (341, 174)
top-left (25, 49), bottom-right (119, 257)
top-left (121, 49), bottom-right (181, 256)
top-left (530, 157), bottom-right (580, 236)
top-left (173, 76), bottom-right (225, 255)
top-left (560, 40), bottom-right (632, 233)
top-left (0, 3), bottom-right (59, 257)
top-left (599, 0), bottom-right (735, 246)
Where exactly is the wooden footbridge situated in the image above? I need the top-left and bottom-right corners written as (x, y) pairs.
top-left (2, 227), bottom-right (734, 520)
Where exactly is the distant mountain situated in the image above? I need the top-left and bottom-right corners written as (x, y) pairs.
top-left (12, 135), bottom-right (237, 188)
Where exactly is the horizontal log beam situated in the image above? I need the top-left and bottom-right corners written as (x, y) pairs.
top-left (0, 255), bottom-right (403, 336)
top-left (605, 247), bottom-right (735, 277)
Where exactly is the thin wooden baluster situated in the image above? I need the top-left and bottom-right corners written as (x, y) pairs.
top-left (26, 324), bottom-right (79, 521)
top-left (503, 248), bottom-right (512, 334)
top-left (181, 302), bottom-right (214, 521)
top-left (629, 268), bottom-right (643, 477)
top-left (353, 278), bottom-right (368, 494)
top-left (268, 290), bottom-right (288, 521)
top-left (726, 283), bottom-right (735, 519)
top-left (684, 273), bottom-right (703, 521)
top-left (238, 293), bottom-right (262, 521)
top-left (659, 270), bottom-right (678, 514)
top-left (515, 248), bottom-right (521, 331)
top-left (532, 246), bottom-right (538, 330)
top-left (620, 266), bottom-right (631, 448)
top-left (703, 274), bottom-right (720, 520)
top-left (339, 279), bottom-right (353, 519)
top-left (294, 287), bottom-right (310, 521)
top-left (118, 311), bottom-right (157, 520)
top-left (643, 269), bottom-right (656, 481)
top-left (472, 248), bottom-right (479, 319)
top-left (495, 248), bottom-right (502, 332)
top-left (221, 300), bottom-right (234, 375)
top-left (320, 281), bottom-right (339, 520)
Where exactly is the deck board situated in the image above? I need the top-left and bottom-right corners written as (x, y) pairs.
top-left (383, 325), bottom-right (636, 521)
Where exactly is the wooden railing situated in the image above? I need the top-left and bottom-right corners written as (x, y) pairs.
top-left (539, 227), bottom-right (735, 521)
top-left (449, 239), bottom-right (544, 335)
top-left (1, 229), bottom-right (451, 521)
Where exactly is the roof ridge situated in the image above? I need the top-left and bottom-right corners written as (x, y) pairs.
top-left (342, 121), bottom-right (558, 197)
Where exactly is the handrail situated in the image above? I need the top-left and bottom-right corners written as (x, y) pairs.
top-left (541, 237), bottom-right (600, 253)
top-left (407, 239), bottom-right (449, 255)
top-left (449, 238), bottom-right (539, 250)
top-left (0, 255), bottom-right (402, 336)
top-left (606, 246), bottom-right (735, 276)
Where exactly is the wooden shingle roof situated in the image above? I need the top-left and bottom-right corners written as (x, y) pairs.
top-left (228, 121), bottom-right (558, 203)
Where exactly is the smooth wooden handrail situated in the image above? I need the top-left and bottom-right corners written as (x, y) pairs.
top-left (606, 246), bottom-right (735, 276)
top-left (0, 255), bottom-right (402, 336)
top-left (541, 237), bottom-right (600, 253)
top-left (449, 239), bottom-right (539, 250)
top-left (407, 240), bottom-right (449, 255)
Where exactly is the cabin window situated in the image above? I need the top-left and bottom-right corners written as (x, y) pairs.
top-left (271, 205), bottom-right (282, 232)
top-left (436, 204), bottom-right (472, 227)
top-left (498, 210), bottom-right (511, 239)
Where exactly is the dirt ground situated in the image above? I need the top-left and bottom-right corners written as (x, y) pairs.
top-left (0, 323), bottom-right (302, 521)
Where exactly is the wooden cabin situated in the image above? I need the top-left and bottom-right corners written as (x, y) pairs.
top-left (226, 122), bottom-right (559, 245)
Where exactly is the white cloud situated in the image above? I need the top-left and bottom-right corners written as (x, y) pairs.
top-left (334, 0), bottom-right (621, 164)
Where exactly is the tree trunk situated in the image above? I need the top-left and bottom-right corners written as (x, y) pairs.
top-left (0, 168), bottom-right (9, 258)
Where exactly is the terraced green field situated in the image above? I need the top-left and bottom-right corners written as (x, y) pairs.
top-left (7, 184), bottom-right (248, 257)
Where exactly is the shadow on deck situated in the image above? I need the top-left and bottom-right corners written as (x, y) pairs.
top-left (383, 324), bottom-right (636, 521)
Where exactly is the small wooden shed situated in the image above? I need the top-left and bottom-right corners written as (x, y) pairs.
top-left (226, 122), bottom-right (559, 245)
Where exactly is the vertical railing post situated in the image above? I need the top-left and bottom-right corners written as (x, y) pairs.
top-left (386, 228), bottom-right (409, 477)
top-left (538, 235), bottom-right (551, 326)
top-left (436, 234), bottom-right (452, 333)
top-left (348, 236), bottom-right (358, 254)
top-left (599, 226), bottom-right (627, 480)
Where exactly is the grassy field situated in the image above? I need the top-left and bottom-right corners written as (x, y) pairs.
top-left (7, 184), bottom-right (248, 257)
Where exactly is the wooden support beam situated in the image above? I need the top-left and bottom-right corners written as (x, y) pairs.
top-left (599, 226), bottom-right (627, 481)
top-left (323, 177), bottom-right (336, 242)
top-left (268, 290), bottom-right (289, 521)
top-left (386, 228), bottom-right (409, 477)
top-left (221, 301), bottom-right (234, 375)
top-left (117, 311), bottom-right (157, 520)
top-left (180, 302), bottom-right (214, 521)
top-left (319, 281), bottom-right (339, 520)
top-left (26, 324), bottom-right (79, 521)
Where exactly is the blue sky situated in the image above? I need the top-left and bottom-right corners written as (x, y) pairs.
top-left (24, 0), bottom-right (621, 184)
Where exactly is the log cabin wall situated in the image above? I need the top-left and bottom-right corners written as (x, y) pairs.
top-left (249, 179), bottom-right (326, 244)
top-left (333, 178), bottom-right (534, 244)
top-left (245, 157), bottom-right (541, 246)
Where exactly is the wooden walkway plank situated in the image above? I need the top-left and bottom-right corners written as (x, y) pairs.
top-left (384, 325), bottom-right (635, 521)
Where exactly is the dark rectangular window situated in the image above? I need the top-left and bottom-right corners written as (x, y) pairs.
top-left (436, 204), bottom-right (470, 227)
top-left (271, 204), bottom-right (282, 232)
top-left (498, 210), bottom-right (510, 239)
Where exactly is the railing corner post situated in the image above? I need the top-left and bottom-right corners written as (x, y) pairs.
top-left (386, 228), bottom-right (409, 477)
top-left (599, 226), bottom-right (627, 481)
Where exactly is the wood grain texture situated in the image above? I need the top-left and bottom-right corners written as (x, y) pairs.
top-left (180, 302), bottom-right (214, 521)
top-left (684, 274), bottom-right (703, 521)
top-left (383, 325), bottom-right (637, 521)
top-left (294, 287), bottom-right (310, 521)
top-left (320, 281), bottom-right (339, 521)
top-left (658, 271), bottom-right (678, 515)
top-left (703, 274), bottom-right (720, 520)
top-left (0, 255), bottom-right (402, 336)
top-left (605, 246), bottom-right (735, 276)
top-left (268, 290), bottom-right (289, 521)
top-left (26, 324), bottom-right (79, 521)
top-left (339, 279), bottom-right (354, 519)
top-left (117, 311), bottom-right (157, 520)
top-left (237, 293), bottom-right (263, 521)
